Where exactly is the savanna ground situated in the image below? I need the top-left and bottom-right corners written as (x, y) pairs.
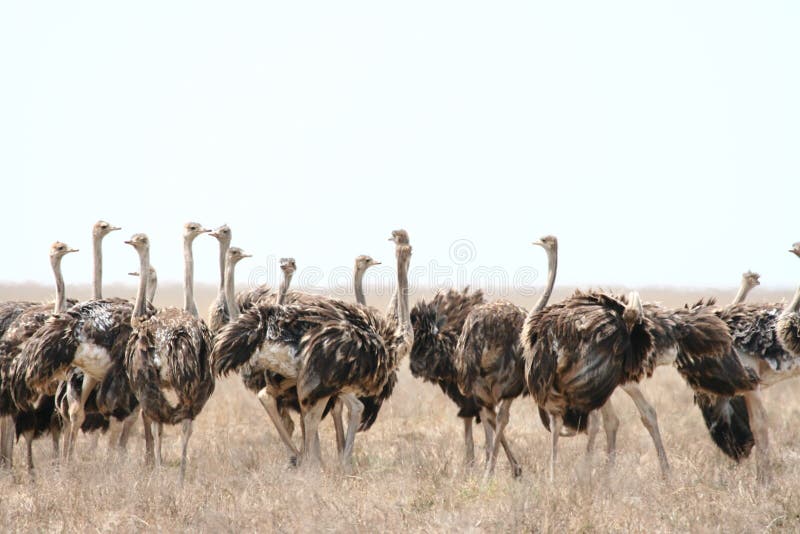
top-left (1, 283), bottom-right (799, 532)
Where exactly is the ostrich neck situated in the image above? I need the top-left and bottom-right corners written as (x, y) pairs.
top-left (146, 273), bottom-right (157, 304)
top-left (533, 250), bottom-right (558, 312)
top-left (732, 281), bottom-right (753, 305)
top-left (396, 252), bottom-right (411, 336)
top-left (183, 237), bottom-right (198, 317)
top-left (277, 273), bottom-right (293, 305)
top-left (782, 287), bottom-right (800, 317)
top-left (217, 239), bottom-right (230, 293)
top-left (92, 235), bottom-right (104, 300)
top-left (51, 256), bottom-right (67, 314)
top-left (354, 268), bottom-right (366, 305)
top-left (224, 260), bottom-right (239, 321)
top-left (133, 249), bottom-right (150, 318)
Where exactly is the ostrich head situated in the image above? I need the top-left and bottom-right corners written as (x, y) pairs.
top-left (124, 233), bottom-right (150, 252)
top-left (389, 229), bottom-right (410, 245)
top-left (280, 257), bottom-right (297, 277)
top-left (227, 247), bottom-right (251, 266)
top-left (50, 242), bottom-right (78, 261)
top-left (183, 222), bottom-right (210, 241)
top-left (622, 291), bottom-right (644, 332)
top-left (742, 270), bottom-right (761, 290)
top-left (209, 224), bottom-right (232, 245)
top-left (93, 220), bottom-right (121, 239)
top-left (790, 242), bottom-right (800, 258)
top-left (532, 235), bottom-right (558, 254)
top-left (355, 255), bottom-right (381, 273)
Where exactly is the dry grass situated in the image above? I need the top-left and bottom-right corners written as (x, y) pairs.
top-left (1, 285), bottom-right (799, 532)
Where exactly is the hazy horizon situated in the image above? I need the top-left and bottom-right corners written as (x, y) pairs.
top-left (2, 2), bottom-right (798, 287)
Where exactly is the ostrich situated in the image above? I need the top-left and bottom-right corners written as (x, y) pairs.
top-left (230, 254), bottom-right (382, 465)
top-left (208, 225), bottom-right (232, 333)
top-left (776, 243), bottom-right (800, 356)
top-left (689, 270), bottom-right (761, 463)
top-left (690, 243), bottom-right (800, 482)
top-left (212, 229), bottom-right (414, 470)
top-left (0, 242), bottom-right (78, 469)
top-left (54, 267), bottom-right (158, 456)
top-left (523, 290), bottom-right (657, 481)
top-left (531, 272), bottom-right (756, 477)
top-left (20, 220), bottom-right (138, 459)
top-left (124, 231), bottom-right (215, 482)
top-left (410, 288), bottom-right (485, 464)
top-left (454, 235), bottom-right (558, 479)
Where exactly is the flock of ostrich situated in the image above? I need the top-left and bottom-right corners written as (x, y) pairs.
top-left (1, 221), bottom-right (799, 488)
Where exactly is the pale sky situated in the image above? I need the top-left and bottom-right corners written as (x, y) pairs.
top-left (1, 2), bottom-right (798, 290)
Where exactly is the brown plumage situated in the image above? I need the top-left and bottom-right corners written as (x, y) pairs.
top-left (1, 242), bottom-right (78, 469)
top-left (410, 288), bottom-right (485, 463)
top-left (125, 308), bottom-right (214, 424)
top-left (455, 235), bottom-right (558, 479)
top-left (688, 271), bottom-right (799, 481)
top-left (524, 290), bottom-right (656, 481)
top-left (211, 230), bottom-right (413, 470)
top-left (776, 245), bottom-right (800, 357)
top-left (17, 224), bottom-right (139, 459)
top-left (124, 228), bottom-right (215, 483)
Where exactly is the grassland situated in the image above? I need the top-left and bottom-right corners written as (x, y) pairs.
top-left (0, 284), bottom-right (798, 533)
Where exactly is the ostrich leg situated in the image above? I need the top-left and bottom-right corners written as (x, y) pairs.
top-left (620, 383), bottom-right (670, 476)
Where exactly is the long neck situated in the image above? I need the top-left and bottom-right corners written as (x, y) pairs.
top-left (146, 272), bottom-right (157, 304)
top-left (782, 287), bottom-right (800, 318)
top-left (92, 235), bottom-right (103, 300)
top-left (732, 280), bottom-right (753, 305)
top-left (277, 272), bottom-right (293, 305)
top-left (354, 267), bottom-right (366, 305)
top-left (183, 237), bottom-right (198, 317)
top-left (396, 253), bottom-right (410, 333)
top-left (533, 250), bottom-right (558, 312)
top-left (225, 260), bottom-right (239, 320)
top-left (217, 239), bottom-right (229, 294)
top-left (133, 250), bottom-right (150, 318)
top-left (51, 256), bottom-right (67, 314)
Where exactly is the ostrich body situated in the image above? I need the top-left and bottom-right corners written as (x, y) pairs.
top-left (212, 230), bottom-right (413, 470)
top-left (229, 254), bottom-right (383, 465)
top-left (524, 290), bottom-right (659, 481)
top-left (689, 245), bottom-right (800, 482)
top-left (208, 225), bottom-right (232, 333)
top-left (454, 236), bottom-right (557, 479)
top-left (410, 288), bottom-right (485, 464)
top-left (540, 295), bottom-right (742, 477)
top-left (0, 242), bottom-right (78, 469)
top-left (684, 271), bottom-right (761, 462)
top-left (124, 227), bottom-right (215, 482)
top-left (18, 221), bottom-right (143, 459)
top-left (55, 267), bottom-right (158, 455)
top-left (776, 243), bottom-right (800, 357)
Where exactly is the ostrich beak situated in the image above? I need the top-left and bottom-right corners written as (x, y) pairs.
top-left (242, 254), bottom-right (252, 259)
top-left (124, 240), bottom-right (133, 246)
top-left (128, 272), bottom-right (139, 277)
top-left (67, 248), bottom-right (79, 254)
top-left (110, 226), bottom-right (121, 232)
top-left (532, 240), bottom-right (544, 247)
top-left (373, 261), bottom-right (382, 265)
